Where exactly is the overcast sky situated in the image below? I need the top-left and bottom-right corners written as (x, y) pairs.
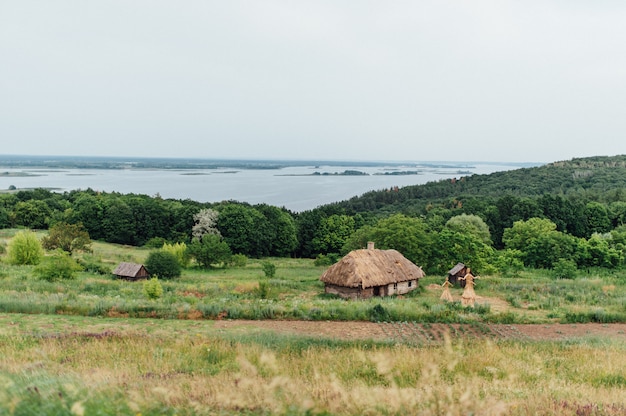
top-left (1, 1), bottom-right (625, 163)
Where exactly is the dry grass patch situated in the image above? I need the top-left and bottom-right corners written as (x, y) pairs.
top-left (1, 314), bottom-right (626, 415)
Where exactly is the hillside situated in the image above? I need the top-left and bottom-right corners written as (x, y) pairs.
top-left (328, 155), bottom-right (626, 214)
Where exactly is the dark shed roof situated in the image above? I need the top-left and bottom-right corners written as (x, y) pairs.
top-left (448, 262), bottom-right (466, 276)
top-left (113, 262), bottom-right (149, 279)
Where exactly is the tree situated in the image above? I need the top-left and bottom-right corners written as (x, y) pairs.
top-left (68, 193), bottom-right (105, 240)
top-left (312, 214), bottom-right (355, 255)
top-left (41, 222), bottom-right (91, 254)
top-left (431, 228), bottom-right (495, 275)
top-left (583, 202), bottom-right (611, 237)
top-left (188, 234), bottom-right (232, 268)
top-left (343, 214), bottom-right (431, 268)
top-left (444, 214), bottom-right (492, 245)
top-left (295, 209), bottom-right (325, 258)
top-left (217, 204), bottom-right (268, 257)
top-left (0, 206), bottom-right (10, 228)
top-left (192, 208), bottom-right (221, 240)
top-left (502, 218), bottom-right (557, 252)
top-left (576, 234), bottom-right (622, 268)
top-left (13, 200), bottom-right (52, 229)
top-left (524, 231), bottom-right (578, 269)
top-left (255, 204), bottom-right (298, 257)
top-left (145, 250), bottom-right (182, 279)
top-left (101, 197), bottom-right (135, 244)
top-left (7, 230), bottom-right (44, 265)
top-left (609, 201), bottom-right (626, 227)
top-left (125, 195), bottom-right (170, 246)
top-left (34, 249), bottom-right (82, 281)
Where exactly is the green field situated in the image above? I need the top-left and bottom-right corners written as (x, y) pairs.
top-left (2, 236), bottom-right (626, 414)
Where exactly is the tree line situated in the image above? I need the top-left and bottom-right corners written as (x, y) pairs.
top-left (3, 155), bottom-right (626, 276)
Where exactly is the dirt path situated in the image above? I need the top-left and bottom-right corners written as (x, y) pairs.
top-left (213, 320), bottom-right (626, 343)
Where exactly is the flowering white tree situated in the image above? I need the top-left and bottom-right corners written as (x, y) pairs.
top-left (192, 208), bottom-right (221, 240)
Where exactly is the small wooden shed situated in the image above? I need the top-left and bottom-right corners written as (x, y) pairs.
top-left (319, 243), bottom-right (425, 300)
top-left (448, 262), bottom-right (468, 287)
top-left (113, 262), bottom-right (150, 281)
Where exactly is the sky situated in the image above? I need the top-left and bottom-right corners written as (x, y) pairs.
top-left (1, 1), bottom-right (626, 163)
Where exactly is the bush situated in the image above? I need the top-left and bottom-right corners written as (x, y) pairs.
top-left (368, 304), bottom-right (390, 322)
top-left (144, 237), bottom-right (167, 249)
top-left (34, 250), bottom-right (83, 281)
top-left (145, 250), bottom-right (182, 279)
top-left (143, 277), bottom-right (164, 300)
top-left (314, 253), bottom-right (340, 267)
top-left (7, 230), bottom-right (44, 265)
top-left (161, 242), bottom-right (190, 268)
top-left (229, 253), bottom-right (248, 268)
top-left (77, 256), bottom-right (111, 275)
top-left (257, 280), bottom-right (271, 299)
top-left (552, 258), bottom-right (578, 279)
top-left (261, 261), bottom-right (276, 278)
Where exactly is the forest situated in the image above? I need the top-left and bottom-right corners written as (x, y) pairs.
top-left (2, 155), bottom-right (626, 276)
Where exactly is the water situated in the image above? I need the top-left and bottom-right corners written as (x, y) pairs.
top-left (0, 162), bottom-right (526, 212)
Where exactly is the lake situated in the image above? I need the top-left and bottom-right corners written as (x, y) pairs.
top-left (0, 161), bottom-right (529, 212)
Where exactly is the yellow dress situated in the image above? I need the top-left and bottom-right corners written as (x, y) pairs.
top-left (440, 279), bottom-right (453, 302)
top-left (460, 273), bottom-right (476, 307)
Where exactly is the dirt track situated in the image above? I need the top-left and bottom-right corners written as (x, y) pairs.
top-left (213, 320), bottom-right (626, 343)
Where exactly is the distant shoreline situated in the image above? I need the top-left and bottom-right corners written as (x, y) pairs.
top-left (0, 155), bottom-right (534, 171)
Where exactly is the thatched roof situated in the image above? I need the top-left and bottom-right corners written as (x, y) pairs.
top-left (320, 249), bottom-right (424, 289)
top-left (113, 262), bottom-right (148, 278)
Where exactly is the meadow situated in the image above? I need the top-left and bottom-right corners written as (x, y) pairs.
top-left (2, 314), bottom-right (626, 415)
top-left (2, 232), bottom-right (626, 414)
top-left (1, 235), bottom-right (626, 325)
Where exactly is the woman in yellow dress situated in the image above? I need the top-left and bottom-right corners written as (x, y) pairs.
top-left (459, 268), bottom-right (477, 307)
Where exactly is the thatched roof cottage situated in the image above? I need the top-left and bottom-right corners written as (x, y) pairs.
top-left (320, 242), bottom-right (425, 299)
top-left (113, 262), bottom-right (149, 281)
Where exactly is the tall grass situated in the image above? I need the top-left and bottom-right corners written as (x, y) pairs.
top-left (1, 314), bottom-right (625, 415)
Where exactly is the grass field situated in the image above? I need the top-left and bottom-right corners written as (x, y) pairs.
top-left (2, 234), bottom-right (626, 414)
top-left (1, 238), bottom-right (626, 325)
top-left (1, 314), bottom-right (625, 415)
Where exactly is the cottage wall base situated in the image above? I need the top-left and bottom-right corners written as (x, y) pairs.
top-left (325, 280), bottom-right (419, 299)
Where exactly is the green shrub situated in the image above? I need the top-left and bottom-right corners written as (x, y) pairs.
top-left (34, 250), bottom-right (83, 281)
top-left (7, 230), bottom-right (44, 265)
top-left (144, 237), bottom-right (167, 248)
top-left (162, 242), bottom-right (190, 268)
top-left (229, 253), bottom-right (248, 268)
top-left (552, 258), bottom-right (578, 279)
top-left (314, 253), bottom-right (340, 267)
top-left (261, 261), bottom-right (276, 278)
top-left (368, 304), bottom-right (390, 322)
top-left (145, 250), bottom-right (182, 279)
top-left (143, 277), bottom-right (164, 300)
top-left (257, 280), bottom-right (271, 299)
top-left (77, 254), bottom-right (111, 275)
